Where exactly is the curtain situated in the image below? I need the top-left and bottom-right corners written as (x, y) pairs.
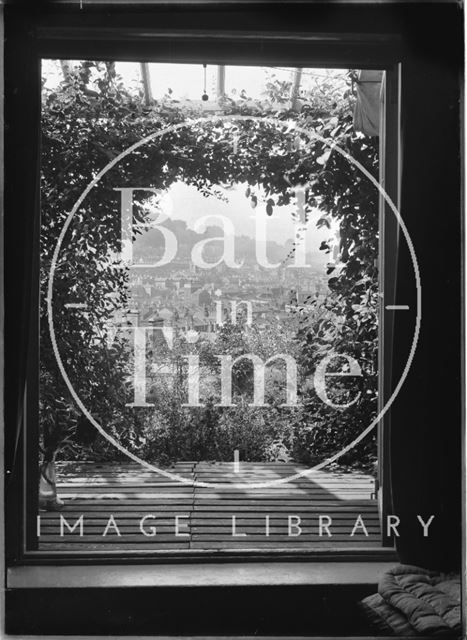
top-left (353, 70), bottom-right (384, 137)
top-left (388, 60), bottom-right (461, 572)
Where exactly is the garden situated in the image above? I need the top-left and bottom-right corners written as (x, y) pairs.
top-left (40, 60), bottom-right (379, 476)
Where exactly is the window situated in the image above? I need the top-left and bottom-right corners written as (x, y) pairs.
top-left (32, 56), bottom-right (400, 558)
top-left (9, 18), bottom-right (405, 564)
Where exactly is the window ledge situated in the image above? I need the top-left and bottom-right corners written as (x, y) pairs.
top-left (8, 561), bottom-right (396, 589)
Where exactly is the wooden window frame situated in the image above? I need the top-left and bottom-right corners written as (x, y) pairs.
top-left (4, 3), bottom-right (410, 569)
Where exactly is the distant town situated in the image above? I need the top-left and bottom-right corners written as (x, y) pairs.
top-left (119, 217), bottom-right (331, 337)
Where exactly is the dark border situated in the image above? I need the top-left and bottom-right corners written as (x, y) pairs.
top-left (3, 2), bottom-right (463, 635)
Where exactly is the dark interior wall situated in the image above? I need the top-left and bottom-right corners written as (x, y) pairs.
top-left (4, 1), bottom-right (463, 635)
top-left (6, 584), bottom-right (376, 636)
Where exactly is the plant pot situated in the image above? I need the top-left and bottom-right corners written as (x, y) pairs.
top-left (39, 456), bottom-right (64, 511)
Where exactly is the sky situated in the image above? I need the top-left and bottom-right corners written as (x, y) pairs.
top-left (160, 181), bottom-right (332, 258)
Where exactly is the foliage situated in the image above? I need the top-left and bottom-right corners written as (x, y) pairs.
top-left (41, 61), bottom-right (378, 471)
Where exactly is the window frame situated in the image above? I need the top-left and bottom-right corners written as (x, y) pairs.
top-left (7, 4), bottom-right (403, 568)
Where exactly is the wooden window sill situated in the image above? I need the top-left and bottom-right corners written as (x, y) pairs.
top-left (7, 560), bottom-right (396, 589)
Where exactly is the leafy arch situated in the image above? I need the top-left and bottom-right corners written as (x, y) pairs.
top-left (41, 61), bottom-right (378, 468)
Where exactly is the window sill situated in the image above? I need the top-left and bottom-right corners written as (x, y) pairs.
top-left (8, 560), bottom-right (396, 589)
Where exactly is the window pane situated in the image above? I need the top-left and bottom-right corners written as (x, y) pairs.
top-left (35, 60), bottom-right (381, 554)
